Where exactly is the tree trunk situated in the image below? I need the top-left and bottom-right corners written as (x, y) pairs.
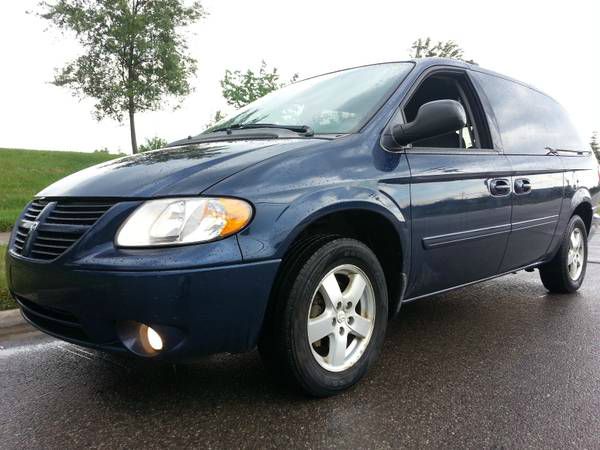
top-left (128, 105), bottom-right (138, 154)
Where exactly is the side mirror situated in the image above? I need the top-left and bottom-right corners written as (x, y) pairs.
top-left (391, 99), bottom-right (467, 147)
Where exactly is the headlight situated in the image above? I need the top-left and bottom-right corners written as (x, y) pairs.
top-left (116, 197), bottom-right (253, 247)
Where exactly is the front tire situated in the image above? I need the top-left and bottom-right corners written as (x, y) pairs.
top-left (539, 215), bottom-right (588, 293)
top-left (259, 238), bottom-right (388, 397)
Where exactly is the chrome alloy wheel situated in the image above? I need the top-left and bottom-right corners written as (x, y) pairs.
top-left (307, 264), bottom-right (376, 372)
top-left (567, 228), bottom-right (585, 281)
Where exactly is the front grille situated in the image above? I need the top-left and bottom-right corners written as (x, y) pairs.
top-left (46, 202), bottom-right (114, 225)
top-left (30, 230), bottom-right (84, 260)
top-left (12, 199), bottom-right (116, 261)
top-left (23, 199), bottom-right (48, 221)
top-left (13, 225), bottom-right (29, 254)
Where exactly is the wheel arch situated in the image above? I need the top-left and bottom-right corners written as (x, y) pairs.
top-left (570, 189), bottom-right (593, 234)
top-left (273, 194), bottom-right (410, 318)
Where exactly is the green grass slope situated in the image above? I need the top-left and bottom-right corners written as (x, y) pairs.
top-left (0, 148), bottom-right (118, 231)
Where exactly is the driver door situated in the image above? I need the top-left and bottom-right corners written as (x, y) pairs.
top-left (402, 69), bottom-right (512, 299)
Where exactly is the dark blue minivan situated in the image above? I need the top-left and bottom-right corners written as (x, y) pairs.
top-left (5, 58), bottom-right (600, 396)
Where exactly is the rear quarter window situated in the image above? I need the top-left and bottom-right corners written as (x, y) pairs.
top-left (471, 71), bottom-right (584, 154)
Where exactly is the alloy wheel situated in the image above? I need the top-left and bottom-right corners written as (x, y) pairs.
top-left (567, 228), bottom-right (585, 281)
top-left (306, 264), bottom-right (376, 372)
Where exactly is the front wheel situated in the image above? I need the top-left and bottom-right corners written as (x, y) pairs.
top-left (259, 238), bottom-right (388, 397)
top-left (539, 215), bottom-right (588, 293)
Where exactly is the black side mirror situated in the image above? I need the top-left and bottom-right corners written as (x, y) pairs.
top-left (391, 99), bottom-right (467, 147)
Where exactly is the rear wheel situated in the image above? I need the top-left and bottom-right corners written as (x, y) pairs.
top-left (539, 215), bottom-right (588, 293)
top-left (258, 238), bottom-right (388, 397)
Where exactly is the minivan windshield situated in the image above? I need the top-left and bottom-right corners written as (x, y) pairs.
top-left (203, 62), bottom-right (413, 135)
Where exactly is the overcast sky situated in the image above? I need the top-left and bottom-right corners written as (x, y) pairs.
top-left (0, 0), bottom-right (598, 154)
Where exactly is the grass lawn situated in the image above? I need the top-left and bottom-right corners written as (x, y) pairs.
top-left (0, 148), bottom-right (119, 232)
top-left (0, 245), bottom-right (16, 311)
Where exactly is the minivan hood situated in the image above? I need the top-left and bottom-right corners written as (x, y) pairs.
top-left (37, 139), bottom-right (313, 198)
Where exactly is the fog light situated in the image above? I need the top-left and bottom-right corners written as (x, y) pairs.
top-left (146, 326), bottom-right (163, 351)
top-left (117, 320), bottom-right (184, 357)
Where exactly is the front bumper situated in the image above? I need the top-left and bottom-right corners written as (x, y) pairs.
top-left (6, 252), bottom-right (280, 360)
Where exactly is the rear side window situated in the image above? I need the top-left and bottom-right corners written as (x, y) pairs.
top-left (472, 71), bottom-right (583, 154)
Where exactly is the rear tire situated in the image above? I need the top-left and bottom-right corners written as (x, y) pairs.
top-left (539, 215), bottom-right (588, 293)
top-left (258, 238), bottom-right (388, 397)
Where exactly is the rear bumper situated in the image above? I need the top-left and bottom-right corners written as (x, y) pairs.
top-left (6, 252), bottom-right (280, 360)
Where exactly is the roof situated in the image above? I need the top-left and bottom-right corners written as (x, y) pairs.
top-left (298, 57), bottom-right (553, 102)
top-left (407, 57), bottom-right (551, 99)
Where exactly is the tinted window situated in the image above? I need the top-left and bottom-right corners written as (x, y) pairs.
top-left (472, 71), bottom-right (583, 154)
top-left (204, 63), bottom-right (414, 135)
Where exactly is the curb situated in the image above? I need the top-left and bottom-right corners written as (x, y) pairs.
top-left (0, 231), bottom-right (11, 246)
top-left (0, 308), bottom-right (33, 338)
top-left (0, 309), bottom-right (23, 327)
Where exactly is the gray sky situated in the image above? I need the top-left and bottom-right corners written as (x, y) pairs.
top-left (1, 0), bottom-right (598, 154)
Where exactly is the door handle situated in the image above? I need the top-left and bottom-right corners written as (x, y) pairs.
top-left (514, 178), bottom-right (532, 195)
top-left (489, 178), bottom-right (511, 196)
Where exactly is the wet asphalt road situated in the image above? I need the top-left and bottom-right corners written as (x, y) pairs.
top-left (1, 256), bottom-right (599, 449)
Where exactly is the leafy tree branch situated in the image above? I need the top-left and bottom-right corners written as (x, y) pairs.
top-left (220, 60), bottom-right (298, 109)
top-left (410, 37), bottom-right (476, 64)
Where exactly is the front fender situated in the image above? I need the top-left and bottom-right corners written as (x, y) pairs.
top-left (235, 184), bottom-right (409, 264)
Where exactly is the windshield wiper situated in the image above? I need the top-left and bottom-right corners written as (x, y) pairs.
top-left (545, 146), bottom-right (591, 156)
top-left (211, 123), bottom-right (315, 137)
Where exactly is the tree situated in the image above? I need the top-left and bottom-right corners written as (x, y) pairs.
top-left (139, 136), bottom-right (168, 152)
top-left (410, 37), bottom-right (476, 64)
top-left (591, 131), bottom-right (600, 160)
top-left (39, 0), bottom-right (205, 154)
top-left (220, 60), bottom-right (298, 109)
top-left (204, 109), bottom-right (226, 129)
